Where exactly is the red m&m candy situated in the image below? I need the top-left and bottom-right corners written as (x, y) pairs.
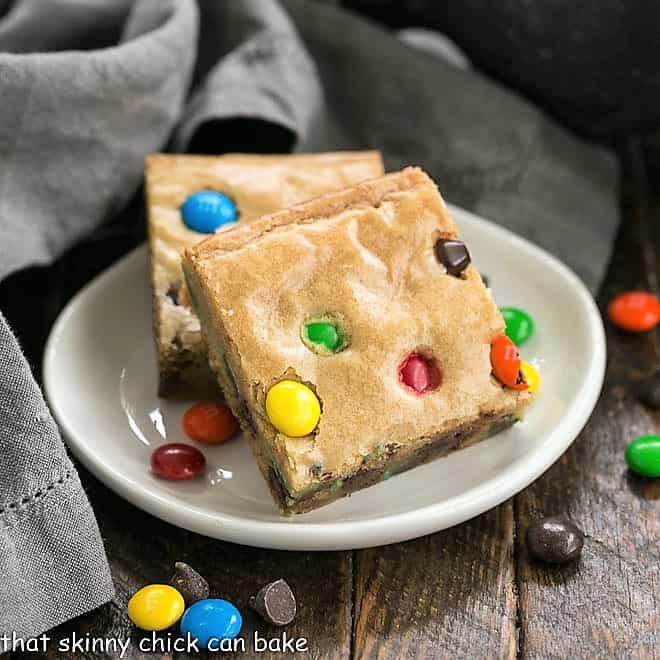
top-left (151, 443), bottom-right (205, 480)
top-left (490, 335), bottom-right (528, 390)
top-left (607, 291), bottom-right (659, 332)
top-left (399, 352), bottom-right (442, 394)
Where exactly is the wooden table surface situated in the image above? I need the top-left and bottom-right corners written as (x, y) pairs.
top-left (1, 138), bottom-right (658, 659)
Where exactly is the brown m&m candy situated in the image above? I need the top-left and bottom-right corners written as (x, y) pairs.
top-left (249, 579), bottom-right (297, 626)
top-left (526, 516), bottom-right (584, 564)
top-left (434, 239), bottom-right (471, 276)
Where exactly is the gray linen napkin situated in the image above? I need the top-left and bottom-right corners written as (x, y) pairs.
top-left (0, 0), bottom-right (618, 641)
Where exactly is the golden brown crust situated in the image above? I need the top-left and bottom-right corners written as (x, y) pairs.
top-left (187, 167), bottom-right (444, 259)
top-left (146, 151), bottom-right (385, 397)
top-left (183, 168), bottom-right (531, 505)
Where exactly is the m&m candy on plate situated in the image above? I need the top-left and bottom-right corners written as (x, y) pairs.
top-left (151, 443), bottom-right (206, 480)
top-left (490, 335), bottom-right (528, 390)
top-left (500, 307), bottom-right (534, 346)
top-left (183, 402), bottom-right (238, 444)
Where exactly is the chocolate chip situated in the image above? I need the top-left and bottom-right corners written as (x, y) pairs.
top-left (170, 561), bottom-right (210, 604)
top-left (166, 282), bottom-right (180, 306)
top-left (249, 579), bottom-right (296, 626)
top-left (637, 371), bottom-right (660, 409)
top-left (526, 516), bottom-right (584, 564)
top-left (434, 239), bottom-right (471, 277)
top-left (480, 273), bottom-right (490, 287)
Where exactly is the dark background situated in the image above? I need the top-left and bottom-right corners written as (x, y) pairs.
top-left (3, 0), bottom-right (659, 371)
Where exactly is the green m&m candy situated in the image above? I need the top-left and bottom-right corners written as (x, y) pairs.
top-left (303, 321), bottom-right (343, 353)
top-left (625, 435), bottom-right (660, 478)
top-left (500, 307), bottom-right (534, 346)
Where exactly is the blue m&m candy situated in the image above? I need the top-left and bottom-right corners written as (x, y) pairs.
top-left (180, 599), bottom-right (242, 650)
top-left (181, 191), bottom-right (237, 233)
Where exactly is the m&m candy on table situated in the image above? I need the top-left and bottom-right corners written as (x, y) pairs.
top-left (127, 584), bottom-right (185, 631)
top-left (151, 443), bottom-right (206, 480)
top-left (265, 380), bottom-right (320, 437)
top-left (182, 191), bottom-right (237, 233)
top-left (625, 435), bottom-right (660, 478)
top-left (490, 335), bottom-right (528, 390)
top-left (526, 516), bottom-right (584, 564)
top-left (180, 599), bottom-right (242, 650)
top-left (500, 307), bottom-right (534, 346)
top-left (183, 401), bottom-right (238, 444)
top-left (607, 291), bottom-right (659, 332)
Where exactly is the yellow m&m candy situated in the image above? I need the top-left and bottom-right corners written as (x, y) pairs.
top-left (266, 380), bottom-right (320, 437)
top-left (127, 584), bottom-right (185, 631)
top-left (520, 361), bottom-right (540, 394)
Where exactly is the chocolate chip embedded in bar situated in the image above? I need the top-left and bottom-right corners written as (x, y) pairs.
top-left (434, 238), bottom-right (471, 276)
top-left (182, 167), bottom-right (532, 514)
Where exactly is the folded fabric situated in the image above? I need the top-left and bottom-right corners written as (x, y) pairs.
top-left (0, 0), bottom-right (618, 641)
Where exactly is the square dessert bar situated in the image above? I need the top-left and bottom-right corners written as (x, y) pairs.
top-left (183, 168), bottom-right (532, 514)
top-left (146, 151), bottom-right (384, 397)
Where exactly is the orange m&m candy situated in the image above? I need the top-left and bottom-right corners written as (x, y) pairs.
top-left (490, 335), bottom-right (528, 390)
top-left (183, 402), bottom-right (238, 444)
top-left (607, 291), bottom-right (659, 332)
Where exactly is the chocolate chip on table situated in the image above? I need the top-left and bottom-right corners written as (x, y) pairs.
top-left (434, 238), bottom-right (471, 277)
top-left (249, 579), bottom-right (297, 626)
top-left (637, 371), bottom-right (660, 409)
top-left (170, 561), bottom-right (210, 605)
top-left (526, 516), bottom-right (584, 564)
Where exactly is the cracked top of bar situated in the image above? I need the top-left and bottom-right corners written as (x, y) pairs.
top-left (184, 167), bottom-right (529, 493)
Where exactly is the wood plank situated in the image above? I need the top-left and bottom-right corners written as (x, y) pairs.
top-left (11, 468), bottom-right (353, 660)
top-left (353, 503), bottom-right (517, 659)
top-left (515, 140), bottom-right (660, 658)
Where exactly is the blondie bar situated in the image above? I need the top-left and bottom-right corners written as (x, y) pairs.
top-left (183, 168), bottom-right (532, 513)
top-left (146, 151), bottom-right (384, 397)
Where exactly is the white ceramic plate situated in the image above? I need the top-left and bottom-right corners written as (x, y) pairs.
top-left (43, 205), bottom-right (605, 550)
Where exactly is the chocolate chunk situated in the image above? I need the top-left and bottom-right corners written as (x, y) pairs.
top-left (526, 516), bottom-right (584, 564)
top-left (166, 282), bottom-right (180, 306)
top-left (480, 273), bottom-right (490, 288)
top-left (637, 371), bottom-right (660, 409)
top-left (434, 239), bottom-right (471, 277)
top-left (249, 579), bottom-right (296, 626)
top-left (170, 561), bottom-right (210, 604)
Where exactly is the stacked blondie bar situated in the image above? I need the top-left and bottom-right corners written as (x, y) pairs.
top-left (147, 154), bottom-right (532, 513)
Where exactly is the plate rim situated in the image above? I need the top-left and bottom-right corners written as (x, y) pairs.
top-left (43, 204), bottom-right (606, 550)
